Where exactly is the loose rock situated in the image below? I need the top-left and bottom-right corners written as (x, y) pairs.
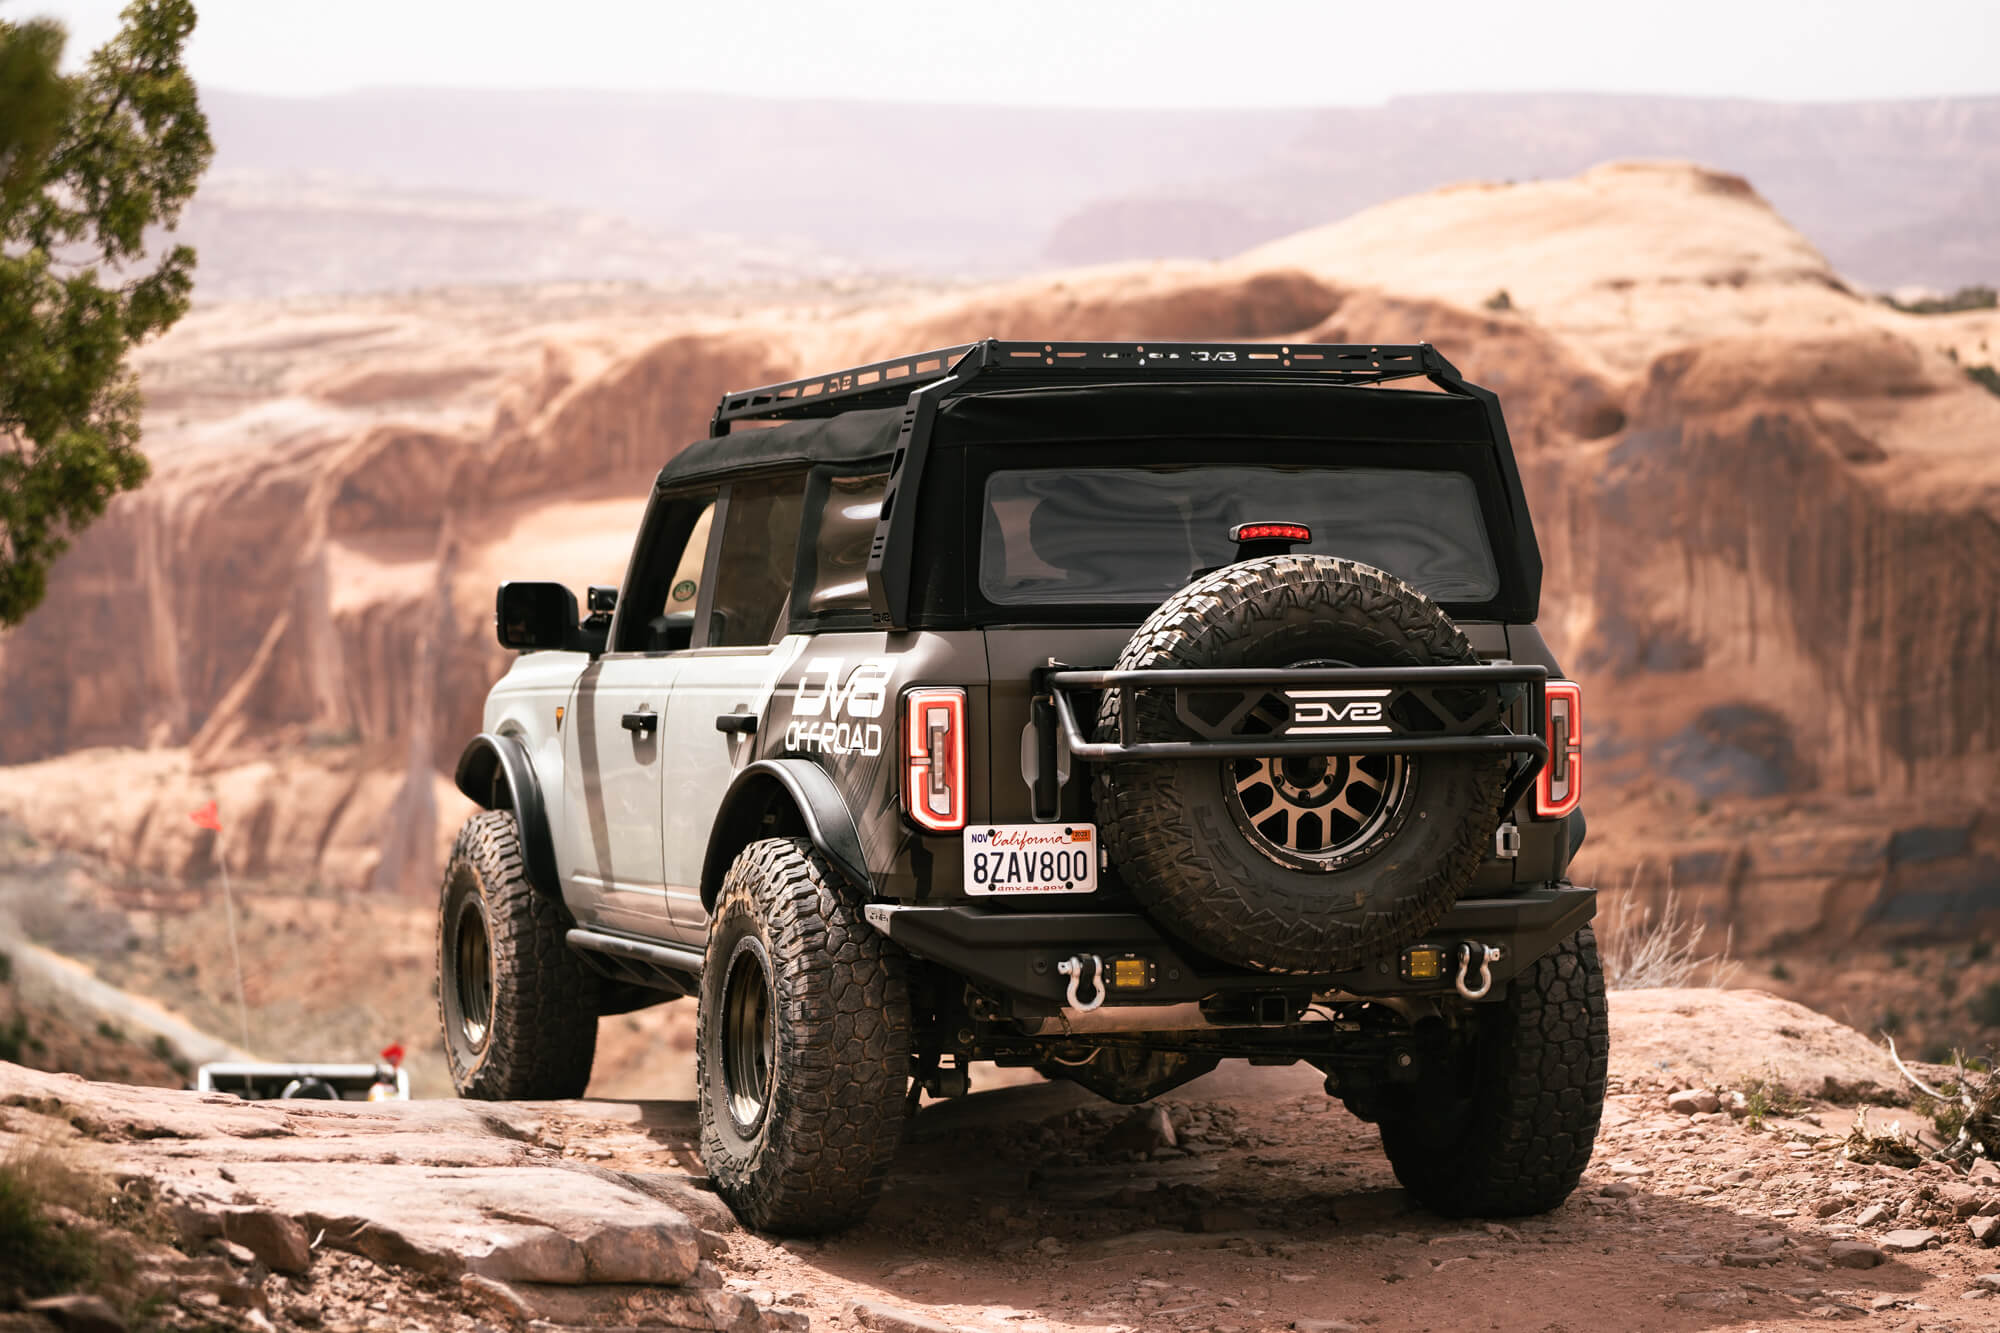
top-left (1827, 1241), bottom-right (1887, 1269)
top-left (1970, 1215), bottom-right (2000, 1246)
top-left (1099, 1106), bottom-right (1177, 1156)
top-left (23, 1294), bottom-right (126, 1333)
top-left (1668, 1088), bottom-right (1722, 1116)
top-left (848, 1300), bottom-right (966, 1333)
top-left (1880, 1228), bottom-right (1939, 1252)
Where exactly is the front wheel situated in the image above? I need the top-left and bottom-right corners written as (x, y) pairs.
top-left (437, 811), bottom-right (600, 1099)
top-left (697, 838), bottom-right (912, 1234)
top-left (1377, 926), bottom-right (1608, 1217)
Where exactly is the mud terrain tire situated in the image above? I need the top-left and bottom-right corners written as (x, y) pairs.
top-left (438, 810), bottom-right (600, 1099)
top-left (698, 838), bottom-right (912, 1234)
top-left (1094, 555), bottom-right (1507, 974)
top-left (1378, 926), bottom-right (1609, 1217)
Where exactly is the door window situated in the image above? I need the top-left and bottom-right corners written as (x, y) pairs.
top-left (709, 475), bottom-right (806, 647)
top-left (613, 490), bottom-right (716, 654)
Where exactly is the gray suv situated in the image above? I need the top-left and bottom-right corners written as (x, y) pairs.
top-left (439, 339), bottom-right (1606, 1234)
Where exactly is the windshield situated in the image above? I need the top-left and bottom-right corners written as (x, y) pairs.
top-left (979, 466), bottom-right (1499, 606)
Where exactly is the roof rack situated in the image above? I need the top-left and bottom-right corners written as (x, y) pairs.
top-left (708, 338), bottom-right (1462, 435)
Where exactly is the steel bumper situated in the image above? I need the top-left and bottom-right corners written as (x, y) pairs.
top-left (863, 884), bottom-right (1596, 1015)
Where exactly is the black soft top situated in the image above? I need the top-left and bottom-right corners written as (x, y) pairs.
top-left (658, 340), bottom-right (1539, 627)
top-left (658, 404), bottom-right (905, 490)
top-left (655, 382), bottom-right (1493, 491)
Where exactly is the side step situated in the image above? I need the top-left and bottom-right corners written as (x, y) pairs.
top-left (565, 928), bottom-right (704, 993)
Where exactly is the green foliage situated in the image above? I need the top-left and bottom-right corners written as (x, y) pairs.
top-left (1967, 364), bottom-right (2000, 399)
top-left (148, 1032), bottom-right (189, 1077)
top-left (0, 1010), bottom-right (25, 1063)
top-left (1736, 1074), bottom-right (1805, 1131)
top-left (1969, 982), bottom-right (2000, 1028)
top-left (1885, 285), bottom-right (1998, 315)
top-left (0, 2), bottom-right (210, 626)
top-left (0, 1153), bottom-right (102, 1299)
top-left (1768, 959), bottom-right (1792, 982)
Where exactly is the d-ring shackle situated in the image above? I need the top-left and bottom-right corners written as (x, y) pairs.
top-left (1058, 954), bottom-right (1106, 1012)
top-left (1455, 942), bottom-right (1503, 999)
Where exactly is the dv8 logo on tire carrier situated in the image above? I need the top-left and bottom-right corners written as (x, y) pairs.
top-left (1282, 687), bottom-right (1393, 736)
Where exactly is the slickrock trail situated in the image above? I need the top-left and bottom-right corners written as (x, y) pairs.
top-left (5, 991), bottom-right (1999, 1332)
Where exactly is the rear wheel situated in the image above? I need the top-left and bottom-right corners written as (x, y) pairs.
top-left (1377, 926), bottom-right (1608, 1217)
top-left (437, 810), bottom-right (600, 1099)
top-left (697, 838), bottom-right (912, 1234)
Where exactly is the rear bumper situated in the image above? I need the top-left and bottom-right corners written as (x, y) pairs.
top-left (863, 885), bottom-right (1595, 1015)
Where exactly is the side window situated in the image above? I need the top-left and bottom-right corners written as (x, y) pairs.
top-left (663, 504), bottom-right (712, 620)
top-left (806, 472), bottom-right (887, 618)
top-left (709, 474), bottom-right (806, 648)
top-left (612, 489), bottom-right (715, 653)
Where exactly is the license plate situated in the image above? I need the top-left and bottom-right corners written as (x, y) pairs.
top-left (964, 823), bottom-right (1098, 895)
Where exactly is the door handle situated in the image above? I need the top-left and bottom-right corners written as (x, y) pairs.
top-left (621, 710), bottom-right (657, 734)
top-left (715, 712), bottom-right (758, 736)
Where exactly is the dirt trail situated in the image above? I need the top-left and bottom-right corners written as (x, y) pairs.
top-left (6, 991), bottom-right (2000, 1332)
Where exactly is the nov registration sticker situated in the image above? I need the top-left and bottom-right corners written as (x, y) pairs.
top-left (964, 823), bottom-right (1098, 895)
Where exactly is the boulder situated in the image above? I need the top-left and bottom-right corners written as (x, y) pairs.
top-left (1827, 1241), bottom-right (1887, 1268)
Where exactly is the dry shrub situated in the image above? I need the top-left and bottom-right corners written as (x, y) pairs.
top-left (1598, 869), bottom-right (1740, 991)
top-left (1887, 1037), bottom-right (2000, 1163)
top-left (1841, 1107), bottom-right (1925, 1168)
top-left (0, 1146), bottom-right (111, 1300)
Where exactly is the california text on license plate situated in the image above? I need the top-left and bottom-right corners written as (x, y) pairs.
top-left (964, 823), bottom-right (1099, 895)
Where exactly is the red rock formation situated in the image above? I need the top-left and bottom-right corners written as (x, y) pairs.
top-left (0, 164), bottom-right (1993, 941)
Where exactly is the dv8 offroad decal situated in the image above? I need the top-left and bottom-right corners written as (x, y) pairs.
top-left (783, 656), bottom-right (893, 757)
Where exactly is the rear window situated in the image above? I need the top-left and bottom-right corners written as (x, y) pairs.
top-left (979, 466), bottom-right (1499, 605)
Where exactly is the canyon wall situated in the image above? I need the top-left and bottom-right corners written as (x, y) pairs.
top-left (0, 164), bottom-right (1995, 946)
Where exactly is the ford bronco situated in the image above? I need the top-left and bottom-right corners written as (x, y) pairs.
top-left (438, 339), bottom-right (1607, 1234)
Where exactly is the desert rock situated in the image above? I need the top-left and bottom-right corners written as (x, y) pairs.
top-left (1827, 1241), bottom-right (1888, 1268)
top-left (1878, 1228), bottom-right (1939, 1253)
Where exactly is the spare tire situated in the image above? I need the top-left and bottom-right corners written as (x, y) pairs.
top-left (1093, 555), bottom-right (1506, 974)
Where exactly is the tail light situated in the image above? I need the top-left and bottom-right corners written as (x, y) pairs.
top-left (1535, 680), bottom-right (1582, 819)
top-left (903, 688), bottom-right (966, 832)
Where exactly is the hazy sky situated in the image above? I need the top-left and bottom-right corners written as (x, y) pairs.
top-left (24, 0), bottom-right (2000, 106)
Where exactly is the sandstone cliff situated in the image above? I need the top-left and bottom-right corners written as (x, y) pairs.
top-left (0, 163), bottom-right (1994, 961)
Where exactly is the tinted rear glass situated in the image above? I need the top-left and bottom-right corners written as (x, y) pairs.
top-left (979, 466), bottom-right (1499, 605)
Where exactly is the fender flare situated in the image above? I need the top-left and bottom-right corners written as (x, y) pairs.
top-left (701, 759), bottom-right (871, 911)
top-left (454, 733), bottom-right (560, 897)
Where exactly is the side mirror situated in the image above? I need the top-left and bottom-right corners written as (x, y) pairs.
top-left (496, 582), bottom-right (601, 654)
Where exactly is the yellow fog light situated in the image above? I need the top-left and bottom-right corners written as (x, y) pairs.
top-left (1402, 947), bottom-right (1444, 982)
top-left (1107, 956), bottom-right (1155, 990)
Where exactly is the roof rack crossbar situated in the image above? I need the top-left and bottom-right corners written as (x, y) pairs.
top-left (709, 338), bottom-right (1460, 434)
top-left (710, 343), bottom-right (979, 436)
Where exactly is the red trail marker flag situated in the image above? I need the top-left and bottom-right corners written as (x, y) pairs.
top-left (189, 799), bottom-right (250, 1050)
